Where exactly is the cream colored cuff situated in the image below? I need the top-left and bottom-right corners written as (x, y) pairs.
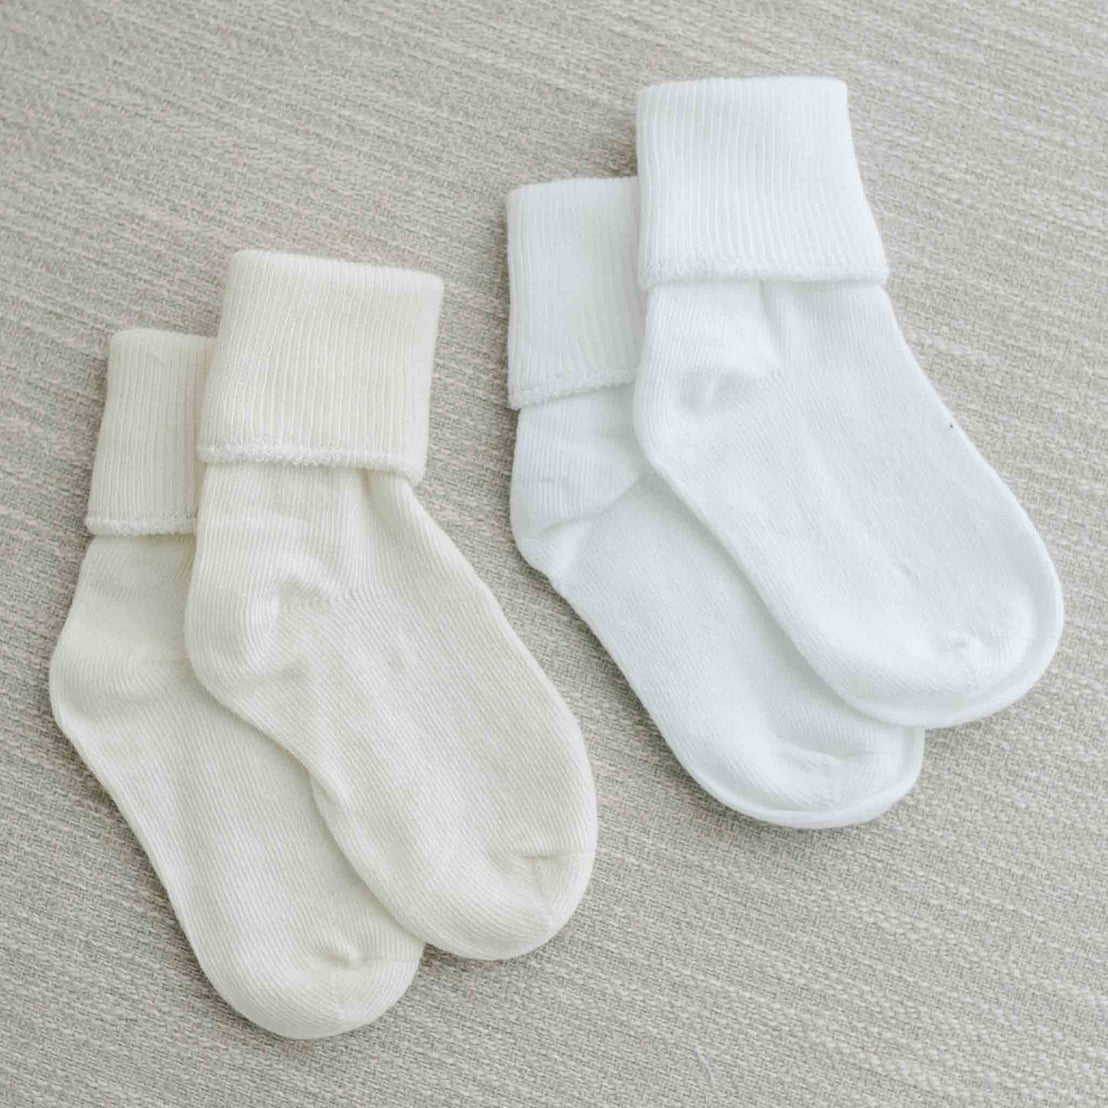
top-left (199, 250), bottom-right (444, 485)
top-left (86, 329), bottom-right (212, 535)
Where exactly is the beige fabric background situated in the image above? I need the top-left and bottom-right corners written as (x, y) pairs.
top-left (1, 2), bottom-right (1105, 1105)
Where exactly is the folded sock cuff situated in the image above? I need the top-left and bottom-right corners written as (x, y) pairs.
top-left (86, 330), bottom-right (212, 536)
top-left (507, 177), bottom-right (644, 409)
top-left (199, 250), bottom-right (444, 484)
top-left (636, 77), bottom-right (888, 285)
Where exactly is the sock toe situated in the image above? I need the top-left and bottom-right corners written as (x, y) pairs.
top-left (793, 729), bottom-right (925, 829)
top-left (836, 567), bottom-right (1064, 729)
top-left (413, 848), bottom-right (595, 962)
top-left (681, 726), bottom-right (925, 831)
top-left (526, 849), bottom-right (596, 947)
top-left (215, 953), bottom-right (421, 1039)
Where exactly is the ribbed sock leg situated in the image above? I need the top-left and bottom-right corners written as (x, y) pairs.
top-left (634, 78), bottom-right (1062, 727)
top-left (508, 177), bottom-right (923, 828)
top-left (186, 252), bottom-right (597, 960)
top-left (51, 330), bottom-right (422, 1038)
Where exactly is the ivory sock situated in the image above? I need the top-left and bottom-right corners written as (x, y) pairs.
top-left (508, 177), bottom-right (923, 828)
top-left (186, 251), bottom-right (596, 961)
top-left (50, 330), bottom-right (422, 1039)
top-left (634, 77), bottom-right (1063, 727)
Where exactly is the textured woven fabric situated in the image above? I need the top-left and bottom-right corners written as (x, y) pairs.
top-left (1, 1), bottom-right (1105, 1105)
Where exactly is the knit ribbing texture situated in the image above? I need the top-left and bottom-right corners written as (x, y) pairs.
top-left (186, 251), bottom-right (597, 961)
top-left (509, 178), bottom-right (923, 828)
top-left (634, 78), bottom-right (1063, 727)
top-left (637, 77), bottom-right (887, 285)
top-left (51, 330), bottom-right (423, 1039)
top-left (199, 250), bottom-right (442, 482)
top-left (85, 330), bottom-right (210, 535)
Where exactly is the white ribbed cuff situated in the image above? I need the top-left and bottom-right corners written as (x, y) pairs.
top-left (199, 250), bottom-right (444, 485)
top-left (637, 77), bottom-right (888, 285)
top-left (507, 177), bottom-right (644, 409)
top-left (86, 330), bottom-right (212, 536)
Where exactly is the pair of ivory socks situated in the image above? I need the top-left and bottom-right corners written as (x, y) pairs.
top-left (508, 78), bottom-right (1062, 828)
top-left (51, 253), bottom-right (597, 1038)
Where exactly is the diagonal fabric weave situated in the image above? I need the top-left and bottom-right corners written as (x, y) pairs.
top-left (4, 3), bottom-right (1104, 1104)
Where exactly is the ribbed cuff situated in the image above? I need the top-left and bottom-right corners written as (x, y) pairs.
top-left (85, 330), bottom-right (212, 536)
top-left (507, 177), bottom-right (644, 409)
top-left (199, 250), bottom-right (444, 485)
top-left (636, 77), bottom-right (888, 285)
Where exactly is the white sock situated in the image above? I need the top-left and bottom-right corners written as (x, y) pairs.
top-left (50, 330), bottom-right (422, 1039)
top-left (508, 178), bottom-right (923, 828)
top-left (634, 77), bottom-right (1063, 728)
top-left (186, 251), bottom-right (596, 961)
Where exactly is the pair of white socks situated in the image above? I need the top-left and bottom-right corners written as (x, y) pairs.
top-left (51, 253), bottom-right (597, 1037)
top-left (508, 77), bottom-right (1062, 828)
